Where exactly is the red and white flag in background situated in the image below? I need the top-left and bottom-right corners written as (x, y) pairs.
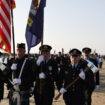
top-left (0, 0), bottom-right (16, 55)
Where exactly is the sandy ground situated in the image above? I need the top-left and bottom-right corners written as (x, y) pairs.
top-left (0, 62), bottom-right (105, 105)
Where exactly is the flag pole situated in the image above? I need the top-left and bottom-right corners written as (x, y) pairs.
top-left (40, 3), bottom-right (44, 99)
top-left (10, 0), bottom-right (16, 78)
top-left (55, 66), bottom-right (91, 100)
top-left (10, 0), bottom-right (15, 60)
top-left (41, 11), bottom-right (44, 46)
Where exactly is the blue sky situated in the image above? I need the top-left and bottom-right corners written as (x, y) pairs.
top-left (12, 0), bottom-right (105, 54)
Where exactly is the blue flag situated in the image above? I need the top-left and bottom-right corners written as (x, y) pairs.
top-left (25, 0), bottom-right (46, 53)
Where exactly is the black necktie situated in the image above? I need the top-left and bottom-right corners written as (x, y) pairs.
top-left (44, 60), bottom-right (46, 64)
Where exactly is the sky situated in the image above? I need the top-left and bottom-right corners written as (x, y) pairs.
top-left (10, 0), bottom-right (105, 54)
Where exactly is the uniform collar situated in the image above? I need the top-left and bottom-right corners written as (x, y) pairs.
top-left (72, 63), bottom-right (78, 69)
top-left (44, 59), bottom-right (49, 64)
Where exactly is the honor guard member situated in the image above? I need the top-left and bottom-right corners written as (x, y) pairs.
top-left (82, 47), bottom-right (97, 105)
top-left (57, 48), bottom-right (87, 105)
top-left (0, 67), bottom-right (4, 102)
top-left (0, 54), bottom-right (7, 102)
top-left (5, 43), bottom-right (35, 105)
top-left (56, 52), bottom-right (64, 66)
top-left (34, 45), bottom-right (59, 105)
top-left (94, 53), bottom-right (100, 89)
top-left (56, 52), bottom-right (65, 72)
top-left (99, 55), bottom-right (104, 69)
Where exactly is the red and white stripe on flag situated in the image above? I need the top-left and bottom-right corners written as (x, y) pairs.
top-left (0, 0), bottom-right (11, 55)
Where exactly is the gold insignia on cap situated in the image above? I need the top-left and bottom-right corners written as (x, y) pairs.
top-left (74, 50), bottom-right (77, 53)
top-left (44, 46), bottom-right (48, 49)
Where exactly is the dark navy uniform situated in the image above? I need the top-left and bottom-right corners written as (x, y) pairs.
top-left (82, 47), bottom-right (96, 105)
top-left (56, 52), bottom-right (64, 66)
top-left (57, 49), bottom-right (87, 105)
top-left (94, 53), bottom-right (100, 87)
top-left (0, 60), bottom-right (9, 101)
top-left (34, 45), bottom-right (59, 105)
top-left (84, 58), bottom-right (96, 105)
top-left (4, 43), bottom-right (35, 105)
top-left (0, 69), bottom-right (4, 101)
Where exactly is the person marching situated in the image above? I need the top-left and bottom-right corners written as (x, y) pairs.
top-left (3, 43), bottom-right (35, 105)
top-left (34, 44), bottom-right (59, 105)
top-left (82, 47), bottom-right (97, 105)
top-left (99, 55), bottom-right (104, 69)
top-left (0, 68), bottom-right (4, 102)
top-left (0, 54), bottom-right (9, 102)
top-left (94, 53), bottom-right (100, 88)
top-left (56, 52), bottom-right (65, 73)
top-left (57, 48), bottom-right (87, 105)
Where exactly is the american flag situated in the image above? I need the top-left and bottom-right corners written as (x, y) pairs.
top-left (0, 0), bottom-right (15, 55)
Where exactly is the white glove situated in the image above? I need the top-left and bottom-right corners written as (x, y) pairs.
top-left (86, 60), bottom-right (98, 73)
top-left (13, 78), bottom-right (21, 85)
top-left (39, 72), bottom-right (46, 79)
top-left (0, 62), bottom-right (6, 71)
top-left (36, 55), bottom-right (44, 66)
top-left (11, 63), bottom-right (17, 70)
top-left (79, 69), bottom-right (85, 80)
top-left (60, 88), bottom-right (67, 94)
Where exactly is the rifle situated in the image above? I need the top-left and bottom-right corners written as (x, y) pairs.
top-left (55, 60), bottom-right (98, 100)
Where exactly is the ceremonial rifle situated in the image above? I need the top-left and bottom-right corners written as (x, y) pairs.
top-left (55, 60), bottom-right (98, 100)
